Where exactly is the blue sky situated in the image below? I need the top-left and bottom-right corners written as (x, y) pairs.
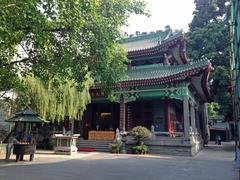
top-left (122, 0), bottom-right (195, 34)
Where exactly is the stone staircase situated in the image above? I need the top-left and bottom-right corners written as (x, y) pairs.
top-left (76, 135), bottom-right (203, 156)
top-left (125, 135), bottom-right (203, 156)
top-left (76, 139), bottom-right (112, 152)
top-left (147, 145), bottom-right (194, 156)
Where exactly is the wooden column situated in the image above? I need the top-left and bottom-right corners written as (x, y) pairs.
top-left (195, 107), bottom-right (200, 132)
top-left (127, 105), bottom-right (132, 130)
top-left (164, 100), bottom-right (170, 132)
top-left (190, 102), bottom-right (196, 133)
top-left (111, 104), bottom-right (114, 130)
top-left (119, 95), bottom-right (126, 131)
top-left (183, 96), bottom-right (190, 138)
top-left (203, 103), bottom-right (209, 137)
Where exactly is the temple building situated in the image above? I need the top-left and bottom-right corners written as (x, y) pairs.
top-left (79, 27), bottom-right (212, 156)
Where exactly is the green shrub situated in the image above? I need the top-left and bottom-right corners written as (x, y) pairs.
top-left (131, 145), bottom-right (148, 154)
top-left (130, 126), bottom-right (150, 143)
top-left (109, 142), bottom-right (122, 153)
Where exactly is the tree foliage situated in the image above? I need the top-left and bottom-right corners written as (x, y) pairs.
top-left (187, 0), bottom-right (232, 120)
top-left (19, 75), bottom-right (93, 121)
top-left (0, 0), bottom-right (147, 89)
top-left (190, 0), bottom-right (226, 30)
top-left (0, 0), bottom-right (148, 120)
top-left (188, 22), bottom-right (228, 66)
top-left (208, 102), bottom-right (219, 117)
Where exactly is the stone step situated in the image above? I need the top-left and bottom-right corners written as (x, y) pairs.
top-left (77, 142), bottom-right (111, 146)
top-left (77, 139), bottom-right (202, 156)
top-left (125, 142), bottom-right (197, 156)
top-left (77, 141), bottom-right (112, 146)
top-left (148, 146), bottom-right (192, 156)
top-left (76, 139), bottom-right (112, 152)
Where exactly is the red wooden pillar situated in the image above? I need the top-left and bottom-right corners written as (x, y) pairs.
top-left (164, 100), bottom-right (171, 133)
top-left (119, 95), bottom-right (126, 131)
top-left (127, 105), bottom-right (132, 131)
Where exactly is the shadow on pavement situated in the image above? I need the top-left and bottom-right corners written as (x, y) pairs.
top-left (204, 141), bottom-right (235, 152)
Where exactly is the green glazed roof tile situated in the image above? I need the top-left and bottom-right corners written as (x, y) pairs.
top-left (127, 59), bottom-right (210, 81)
top-left (122, 27), bottom-right (183, 52)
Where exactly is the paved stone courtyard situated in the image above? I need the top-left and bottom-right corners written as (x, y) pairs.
top-left (0, 142), bottom-right (237, 180)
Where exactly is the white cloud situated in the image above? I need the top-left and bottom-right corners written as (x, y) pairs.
top-left (122, 0), bottom-right (195, 34)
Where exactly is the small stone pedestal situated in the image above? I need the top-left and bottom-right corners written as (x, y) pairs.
top-left (120, 135), bottom-right (127, 154)
top-left (53, 134), bottom-right (79, 155)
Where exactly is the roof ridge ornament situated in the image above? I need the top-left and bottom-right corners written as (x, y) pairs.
top-left (163, 53), bottom-right (170, 65)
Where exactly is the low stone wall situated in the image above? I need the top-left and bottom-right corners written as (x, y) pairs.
top-left (125, 135), bottom-right (203, 156)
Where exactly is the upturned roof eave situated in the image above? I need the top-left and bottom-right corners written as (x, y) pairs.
top-left (92, 61), bottom-right (211, 92)
top-left (126, 34), bottom-right (184, 58)
top-left (121, 65), bottom-right (209, 88)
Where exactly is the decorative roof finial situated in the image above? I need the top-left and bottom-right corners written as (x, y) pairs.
top-left (163, 53), bottom-right (170, 65)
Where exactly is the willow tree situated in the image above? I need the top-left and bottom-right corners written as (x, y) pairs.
top-left (21, 75), bottom-right (93, 122)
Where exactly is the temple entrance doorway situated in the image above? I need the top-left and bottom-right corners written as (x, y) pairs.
top-left (128, 100), bottom-right (154, 130)
top-left (92, 103), bottom-right (120, 131)
top-left (82, 102), bottom-right (120, 139)
top-left (97, 105), bottom-right (112, 131)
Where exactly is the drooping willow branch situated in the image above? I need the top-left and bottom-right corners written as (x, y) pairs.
top-left (23, 75), bottom-right (93, 122)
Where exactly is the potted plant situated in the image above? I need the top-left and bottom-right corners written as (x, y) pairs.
top-left (131, 144), bottom-right (148, 154)
top-left (130, 126), bottom-right (150, 154)
top-left (109, 141), bottom-right (122, 153)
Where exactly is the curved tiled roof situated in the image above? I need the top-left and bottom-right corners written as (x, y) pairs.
top-left (127, 33), bottom-right (185, 60)
top-left (122, 27), bottom-right (183, 53)
top-left (120, 59), bottom-right (211, 87)
top-left (91, 59), bottom-right (212, 101)
top-left (127, 59), bottom-right (210, 81)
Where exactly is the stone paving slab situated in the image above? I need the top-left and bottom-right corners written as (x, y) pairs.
top-left (0, 141), bottom-right (238, 180)
top-left (0, 150), bottom-right (99, 167)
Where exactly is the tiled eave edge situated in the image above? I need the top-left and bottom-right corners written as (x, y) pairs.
top-left (127, 35), bottom-right (184, 58)
top-left (189, 63), bottom-right (213, 102)
top-left (120, 65), bottom-right (210, 88)
top-left (92, 63), bottom-right (211, 91)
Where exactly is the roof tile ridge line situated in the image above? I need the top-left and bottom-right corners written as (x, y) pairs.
top-left (161, 32), bottom-right (183, 44)
top-left (123, 33), bottom-right (160, 43)
top-left (127, 34), bottom-right (183, 54)
top-left (123, 29), bottom-right (183, 44)
top-left (130, 61), bottom-right (208, 72)
top-left (127, 43), bottom-right (159, 52)
top-left (129, 65), bottom-right (177, 73)
top-left (131, 63), bottom-right (165, 70)
top-left (123, 30), bottom-right (168, 43)
top-left (128, 63), bottom-right (209, 81)
top-left (123, 65), bottom-right (208, 84)
top-left (137, 58), bottom-right (209, 68)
